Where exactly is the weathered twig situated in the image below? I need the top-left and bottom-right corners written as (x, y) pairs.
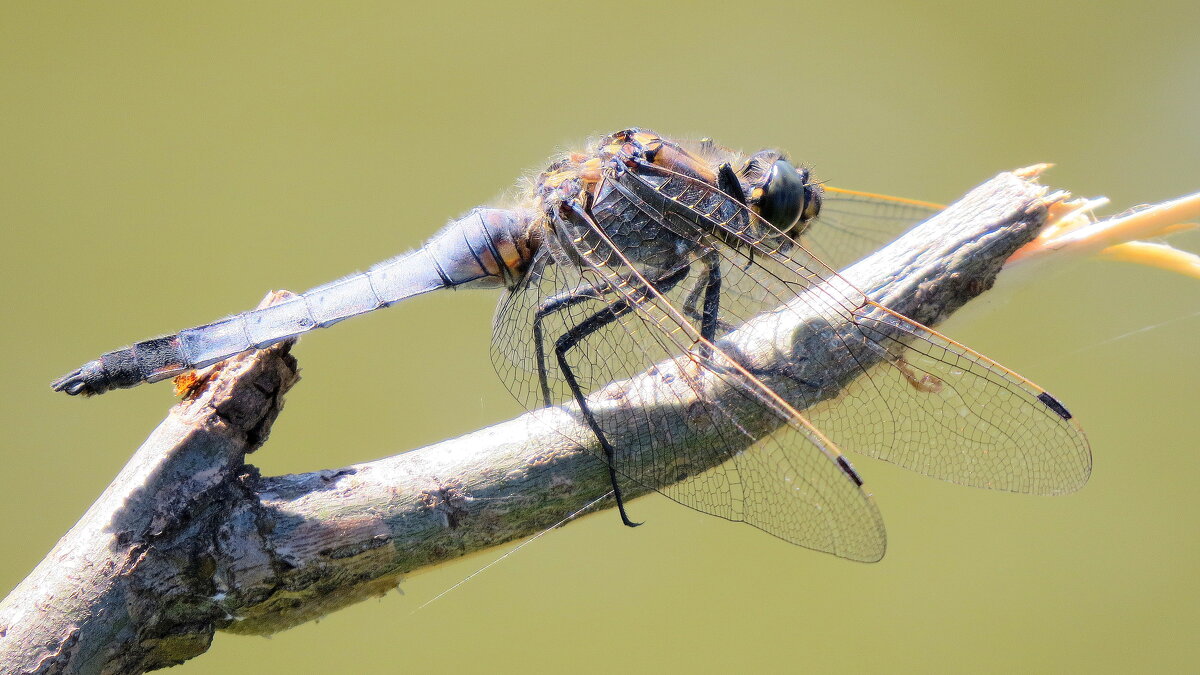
top-left (0, 324), bottom-right (299, 674)
top-left (0, 171), bottom-right (1059, 674)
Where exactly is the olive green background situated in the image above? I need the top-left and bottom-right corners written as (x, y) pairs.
top-left (2, 1), bottom-right (1197, 673)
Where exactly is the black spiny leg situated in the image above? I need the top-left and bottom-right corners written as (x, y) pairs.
top-left (533, 288), bottom-right (603, 407)
top-left (546, 266), bottom-right (691, 528)
top-left (716, 163), bottom-right (747, 204)
top-left (553, 302), bottom-right (641, 527)
top-left (697, 253), bottom-right (721, 360)
top-left (532, 267), bottom-right (690, 406)
top-left (680, 259), bottom-right (735, 339)
top-left (716, 163), bottom-right (754, 269)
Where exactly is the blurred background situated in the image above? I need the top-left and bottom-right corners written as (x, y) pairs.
top-left (2, 1), bottom-right (1197, 672)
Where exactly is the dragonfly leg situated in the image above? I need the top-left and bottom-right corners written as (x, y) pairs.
top-left (680, 257), bottom-right (734, 340)
top-left (552, 302), bottom-right (641, 527)
top-left (697, 253), bottom-right (722, 359)
top-left (716, 162), bottom-right (748, 204)
top-left (532, 266), bottom-right (691, 407)
top-left (532, 288), bottom-right (603, 407)
top-left (547, 265), bottom-right (692, 528)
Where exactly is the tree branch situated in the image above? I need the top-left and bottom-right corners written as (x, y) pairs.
top-left (0, 171), bottom-right (1058, 674)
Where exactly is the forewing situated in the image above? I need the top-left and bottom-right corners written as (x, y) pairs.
top-left (806, 305), bottom-right (1091, 494)
top-left (621, 162), bottom-right (1091, 495)
top-left (491, 242), bottom-right (887, 561)
top-left (803, 188), bottom-right (943, 271)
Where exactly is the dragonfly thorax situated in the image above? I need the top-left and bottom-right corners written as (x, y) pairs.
top-left (596, 129), bottom-right (824, 243)
top-left (533, 139), bottom-right (707, 280)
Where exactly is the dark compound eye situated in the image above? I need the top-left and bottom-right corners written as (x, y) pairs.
top-left (738, 151), bottom-right (823, 239)
top-left (755, 158), bottom-right (805, 234)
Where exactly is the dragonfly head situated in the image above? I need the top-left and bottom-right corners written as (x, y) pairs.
top-left (739, 151), bottom-right (824, 240)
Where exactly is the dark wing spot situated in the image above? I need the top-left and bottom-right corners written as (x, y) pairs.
top-left (836, 456), bottom-right (865, 486)
top-left (1037, 391), bottom-right (1073, 420)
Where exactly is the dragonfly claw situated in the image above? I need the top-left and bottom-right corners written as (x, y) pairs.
top-left (617, 507), bottom-right (643, 528)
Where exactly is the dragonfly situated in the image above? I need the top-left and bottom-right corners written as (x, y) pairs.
top-left (52, 128), bottom-right (1091, 562)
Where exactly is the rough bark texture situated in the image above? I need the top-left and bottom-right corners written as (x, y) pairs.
top-left (0, 172), bottom-right (1053, 674)
top-left (0, 320), bottom-right (299, 674)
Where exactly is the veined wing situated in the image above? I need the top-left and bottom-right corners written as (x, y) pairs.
top-left (802, 187), bottom-right (944, 271)
top-left (492, 236), bottom-right (887, 561)
top-left (679, 135), bottom-right (943, 272)
top-left (618, 159), bottom-right (1091, 495)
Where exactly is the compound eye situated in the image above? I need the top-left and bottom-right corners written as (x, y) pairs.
top-left (754, 158), bottom-right (806, 234)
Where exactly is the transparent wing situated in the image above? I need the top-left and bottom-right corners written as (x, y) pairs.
top-left (492, 245), bottom-right (888, 561)
top-left (619, 162), bottom-right (1091, 495)
top-left (806, 306), bottom-right (1091, 494)
top-left (680, 136), bottom-right (943, 272)
top-left (802, 187), bottom-right (944, 271)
